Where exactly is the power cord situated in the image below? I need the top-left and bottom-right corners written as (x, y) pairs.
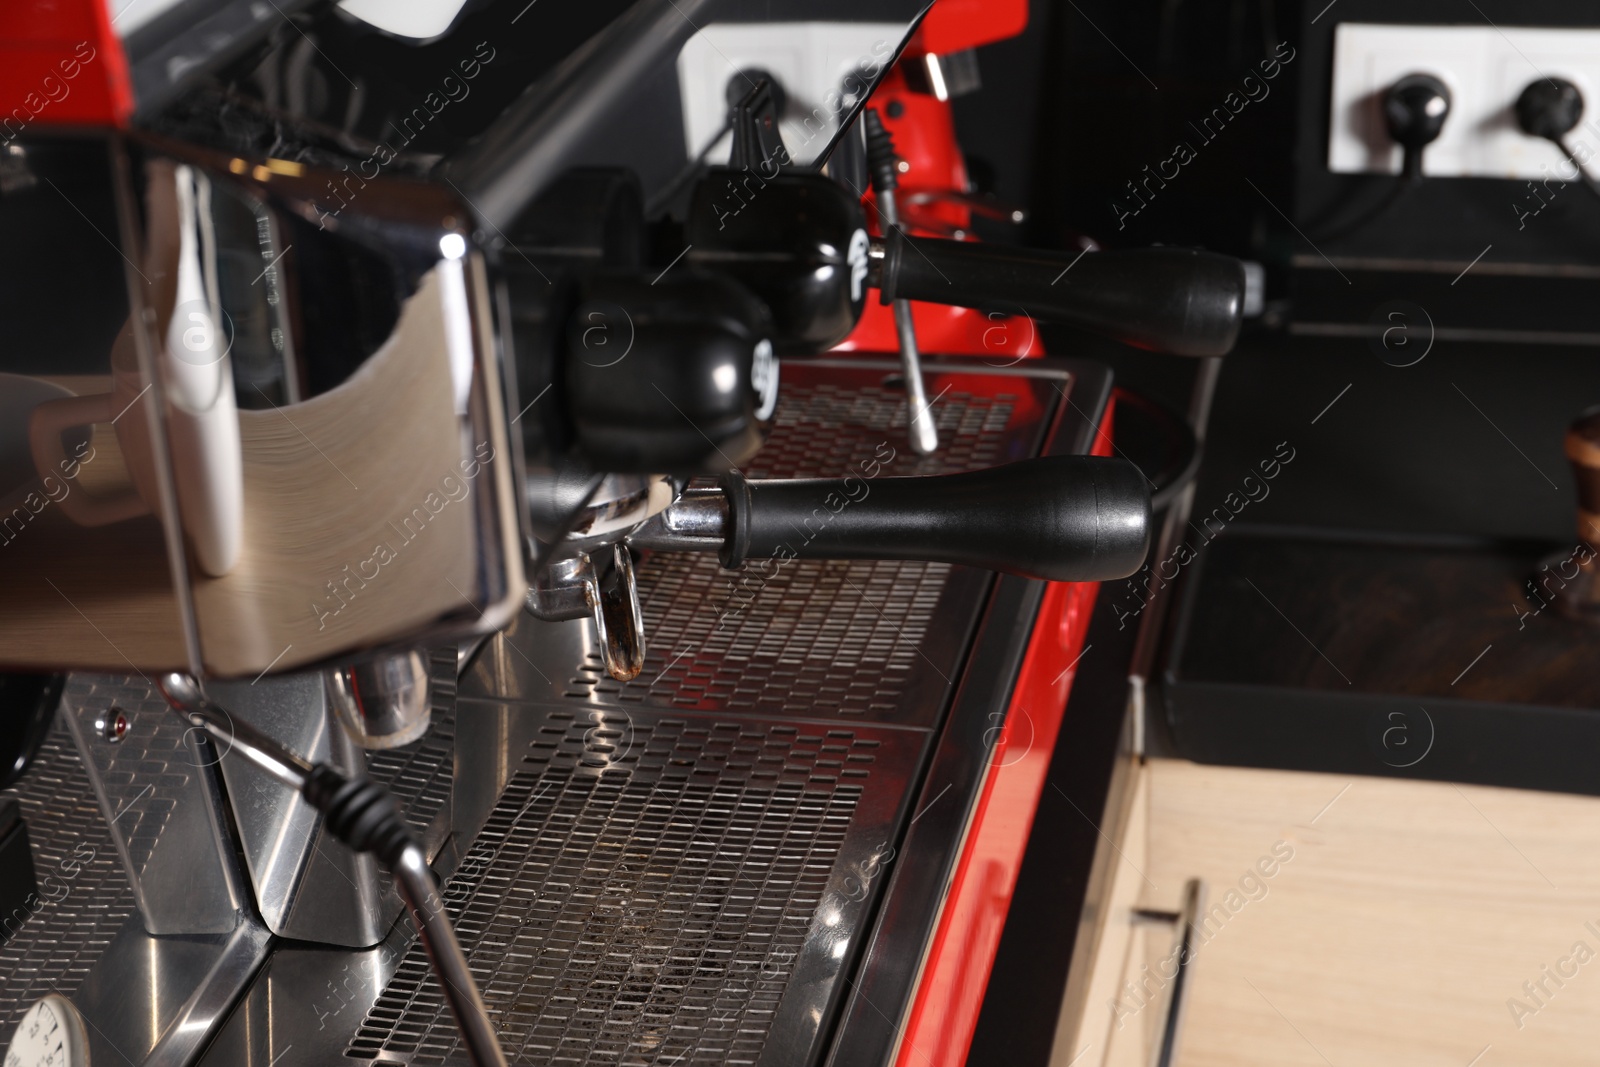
top-left (1309, 72), bottom-right (1451, 243)
top-left (160, 674), bottom-right (510, 1067)
top-left (1515, 77), bottom-right (1600, 206)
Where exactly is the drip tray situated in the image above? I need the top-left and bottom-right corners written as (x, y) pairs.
top-left (347, 704), bottom-right (918, 1065)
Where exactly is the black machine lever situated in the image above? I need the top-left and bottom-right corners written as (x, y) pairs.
top-left (633, 456), bottom-right (1152, 583)
top-left (683, 171), bottom-right (1247, 359)
top-left (874, 232), bottom-right (1246, 358)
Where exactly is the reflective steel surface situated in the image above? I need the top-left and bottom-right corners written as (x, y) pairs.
top-left (0, 702), bottom-right (272, 1067)
top-left (60, 674), bottom-right (250, 936)
top-left (0, 725), bottom-right (136, 1034)
top-left (328, 651), bottom-right (435, 751)
top-left (4, 361), bottom-right (1089, 1067)
top-left (0, 657), bottom-right (464, 1063)
top-left (206, 650), bottom-right (461, 947)
top-left (0, 135), bottom-right (525, 679)
top-left (190, 359), bottom-right (1074, 1067)
top-left (70, 913), bottom-right (271, 1067)
top-left (208, 671), bottom-right (396, 947)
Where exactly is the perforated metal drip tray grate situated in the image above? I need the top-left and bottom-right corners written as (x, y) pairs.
top-left (0, 669), bottom-right (459, 1039)
top-left (0, 724), bottom-right (136, 1034)
top-left (333, 361), bottom-right (1068, 1067)
top-left (199, 358), bottom-right (1090, 1067)
top-left (345, 706), bottom-right (918, 1066)
top-left (496, 360), bottom-right (1054, 729)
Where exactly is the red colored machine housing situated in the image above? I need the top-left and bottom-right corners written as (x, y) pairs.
top-left (831, 4), bottom-right (1107, 1064)
top-left (0, 0), bottom-right (133, 132)
top-left (833, 62), bottom-right (1037, 363)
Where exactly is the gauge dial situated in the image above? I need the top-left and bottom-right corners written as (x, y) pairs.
top-left (4, 995), bottom-right (89, 1067)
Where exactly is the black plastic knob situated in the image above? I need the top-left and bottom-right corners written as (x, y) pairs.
top-left (685, 172), bottom-right (870, 355)
top-left (564, 273), bottom-right (775, 474)
top-left (718, 455), bottom-right (1152, 582)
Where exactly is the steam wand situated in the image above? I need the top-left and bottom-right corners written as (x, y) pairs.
top-left (863, 108), bottom-right (939, 455)
top-left (158, 674), bottom-right (509, 1067)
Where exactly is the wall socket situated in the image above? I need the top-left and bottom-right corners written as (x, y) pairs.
top-left (676, 22), bottom-right (901, 169)
top-left (1329, 22), bottom-right (1600, 180)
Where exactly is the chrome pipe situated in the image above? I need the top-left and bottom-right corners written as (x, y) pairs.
top-left (393, 844), bottom-right (508, 1067)
top-left (875, 188), bottom-right (939, 456)
top-left (157, 672), bottom-right (509, 1067)
top-left (159, 672), bottom-right (312, 791)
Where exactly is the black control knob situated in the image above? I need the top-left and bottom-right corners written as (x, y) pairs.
top-left (876, 235), bottom-right (1245, 357)
top-left (685, 172), bottom-right (869, 355)
top-left (564, 273), bottom-right (776, 474)
top-left (1384, 73), bottom-right (1452, 180)
top-left (717, 455), bottom-right (1151, 582)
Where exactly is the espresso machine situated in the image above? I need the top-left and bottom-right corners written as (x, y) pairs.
top-left (0, 2), bottom-right (1243, 1064)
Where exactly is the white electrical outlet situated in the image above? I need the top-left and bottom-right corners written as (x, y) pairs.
top-left (676, 22), bottom-right (903, 168)
top-left (1329, 22), bottom-right (1600, 180)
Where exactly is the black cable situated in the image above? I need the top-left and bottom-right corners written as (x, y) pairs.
top-left (1514, 78), bottom-right (1600, 208)
top-left (1309, 74), bottom-right (1449, 243)
top-left (1556, 135), bottom-right (1600, 207)
top-left (161, 675), bottom-right (510, 1067)
top-left (1110, 387), bottom-right (1200, 514)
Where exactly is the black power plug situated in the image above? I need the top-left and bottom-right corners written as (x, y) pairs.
top-left (1514, 76), bottom-right (1600, 205)
top-left (1516, 77), bottom-right (1584, 142)
top-left (1309, 71), bottom-right (1452, 241)
top-left (1384, 73), bottom-right (1452, 181)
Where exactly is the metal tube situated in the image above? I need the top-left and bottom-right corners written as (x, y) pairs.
top-left (392, 844), bottom-right (508, 1067)
top-left (876, 187), bottom-right (939, 455)
top-left (159, 672), bottom-right (509, 1067)
top-left (626, 489), bottom-right (728, 551)
top-left (159, 672), bottom-right (312, 791)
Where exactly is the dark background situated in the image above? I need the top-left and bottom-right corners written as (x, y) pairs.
top-left (958, 3), bottom-right (1600, 1064)
top-left (948, 0), bottom-right (1600, 549)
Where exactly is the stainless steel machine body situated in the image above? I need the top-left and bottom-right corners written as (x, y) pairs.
top-left (0, 357), bottom-right (1111, 1066)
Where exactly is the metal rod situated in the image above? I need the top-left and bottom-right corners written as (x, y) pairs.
top-left (392, 843), bottom-right (508, 1067)
top-left (1149, 878), bottom-right (1206, 1067)
top-left (157, 672), bottom-right (509, 1067)
top-left (159, 672), bottom-right (312, 791)
top-left (877, 187), bottom-right (939, 455)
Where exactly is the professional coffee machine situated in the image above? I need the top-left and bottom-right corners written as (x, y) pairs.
top-left (0, 2), bottom-right (1243, 1064)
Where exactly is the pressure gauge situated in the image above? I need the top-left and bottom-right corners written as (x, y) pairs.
top-left (4, 995), bottom-right (89, 1067)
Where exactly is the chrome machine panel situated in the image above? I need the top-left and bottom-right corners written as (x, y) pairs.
top-left (186, 358), bottom-right (1096, 1067)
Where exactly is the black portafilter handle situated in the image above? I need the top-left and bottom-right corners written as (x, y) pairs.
top-left (876, 231), bottom-right (1246, 357)
top-left (716, 455), bottom-right (1151, 582)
